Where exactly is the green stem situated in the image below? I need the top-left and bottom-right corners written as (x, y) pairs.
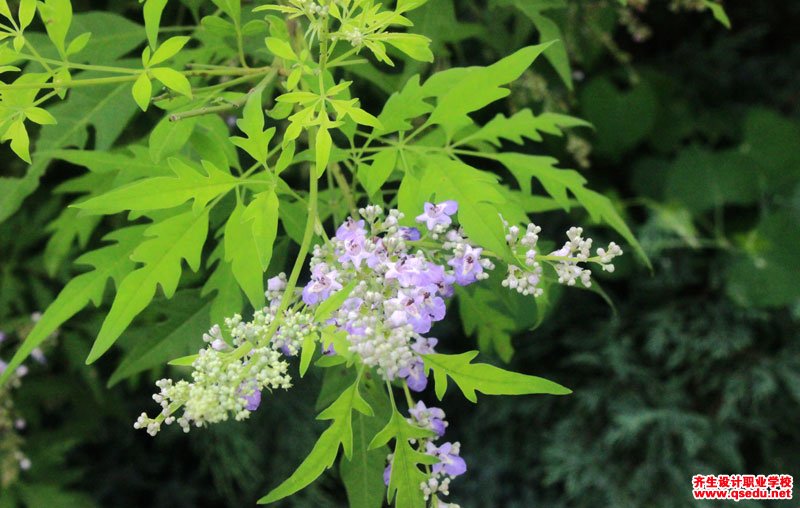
top-left (169, 69), bottom-right (278, 121)
top-left (0, 67), bottom-right (269, 91)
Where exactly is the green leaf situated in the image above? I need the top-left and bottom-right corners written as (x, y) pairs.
top-left (458, 287), bottom-right (517, 362)
top-left (423, 351), bottom-right (571, 402)
top-left (299, 333), bottom-right (317, 377)
top-left (316, 126), bottom-right (332, 178)
top-left (396, 0), bottom-right (429, 13)
top-left (501, 0), bottom-right (573, 89)
top-left (368, 408), bottom-right (435, 508)
top-left (357, 149), bottom-right (397, 197)
top-left (494, 152), bottom-right (649, 267)
top-left (143, 0), bottom-right (168, 48)
top-left (201, 243), bottom-right (244, 325)
top-left (108, 290), bottom-right (212, 387)
top-left (241, 189), bottom-right (280, 271)
top-left (132, 72), bottom-right (153, 111)
top-left (151, 67), bottom-right (193, 97)
top-left (458, 109), bottom-right (590, 147)
top-left (379, 33), bottom-right (433, 63)
top-left (149, 36), bottom-right (190, 65)
top-left (579, 76), bottom-right (658, 160)
top-left (76, 158), bottom-right (237, 214)
top-left (231, 92), bottom-right (275, 166)
top-left (726, 211), bottom-right (800, 308)
top-left (37, 0), bottom-right (72, 55)
top-left (0, 227), bottom-right (143, 385)
top-left (418, 157), bottom-right (519, 260)
top-left (149, 116), bottom-right (198, 163)
top-left (314, 279), bottom-right (358, 321)
top-left (225, 201), bottom-right (265, 308)
top-left (703, 0), bottom-right (731, 28)
top-left (168, 354), bottom-right (198, 366)
top-left (425, 43), bottom-right (551, 135)
top-left (18, 0), bottom-right (36, 30)
top-left (265, 36), bottom-right (296, 60)
top-left (375, 75), bottom-right (432, 136)
top-left (340, 379), bottom-right (391, 508)
top-left (86, 209), bottom-right (209, 363)
top-left (259, 380), bottom-right (372, 504)
top-left (65, 31), bottom-right (92, 56)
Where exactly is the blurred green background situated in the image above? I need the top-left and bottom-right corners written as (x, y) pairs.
top-left (1, 1), bottom-right (798, 506)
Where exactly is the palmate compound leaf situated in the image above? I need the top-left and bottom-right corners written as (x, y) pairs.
top-left (493, 152), bottom-right (650, 267)
top-left (368, 408), bottom-right (437, 508)
top-left (423, 351), bottom-right (572, 403)
top-left (41, 147), bottom-right (173, 275)
top-left (0, 75), bottom-right (139, 223)
top-left (85, 209), bottom-right (209, 363)
top-left (75, 158), bottom-right (238, 214)
top-left (259, 380), bottom-right (373, 504)
top-left (0, 226), bottom-right (144, 385)
top-left (1, 11), bottom-right (146, 223)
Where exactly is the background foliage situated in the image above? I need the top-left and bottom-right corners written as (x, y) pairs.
top-left (1, 0), bottom-right (798, 506)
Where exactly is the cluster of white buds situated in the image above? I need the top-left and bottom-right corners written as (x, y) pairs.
top-left (343, 28), bottom-right (364, 46)
top-left (549, 227), bottom-right (622, 288)
top-left (135, 319), bottom-right (292, 436)
top-left (308, 2), bottom-right (329, 16)
top-left (502, 221), bottom-right (545, 297)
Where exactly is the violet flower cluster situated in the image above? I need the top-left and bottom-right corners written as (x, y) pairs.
top-left (134, 200), bottom-right (623, 507)
top-left (384, 401), bottom-right (466, 507)
top-left (304, 202), bottom-right (493, 392)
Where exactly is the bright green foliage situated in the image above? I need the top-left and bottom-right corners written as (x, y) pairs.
top-left (368, 407), bottom-right (437, 508)
top-left (0, 1), bottom-right (655, 505)
top-left (76, 158), bottom-right (237, 214)
top-left (424, 351), bottom-right (572, 402)
top-left (259, 379), bottom-right (373, 504)
top-left (87, 210), bottom-right (209, 363)
top-left (231, 93), bottom-right (274, 166)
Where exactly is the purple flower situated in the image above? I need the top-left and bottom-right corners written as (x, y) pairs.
top-left (267, 276), bottom-right (286, 292)
top-left (383, 463), bottom-right (392, 486)
top-left (338, 235), bottom-right (370, 269)
top-left (244, 389), bottom-right (262, 411)
top-left (336, 217), bottom-right (367, 242)
top-left (401, 361), bottom-right (428, 392)
top-left (421, 263), bottom-right (456, 297)
top-left (322, 343), bottom-right (336, 356)
top-left (416, 201), bottom-right (458, 231)
top-left (448, 245), bottom-right (484, 286)
top-left (427, 442), bottom-right (467, 477)
top-left (409, 401), bottom-right (447, 437)
top-left (411, 336), bottom-right (438, 356)
top-left (385, 255), bottom-right (426, 287)
top-left (302, 263), bottom-right (343, 305)
top-left (0, 331), bottom-right (6, 343)
top-left (366, 238), bottom-right (388, 269)
top-left (398, 227), bottom-right (421, 241)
